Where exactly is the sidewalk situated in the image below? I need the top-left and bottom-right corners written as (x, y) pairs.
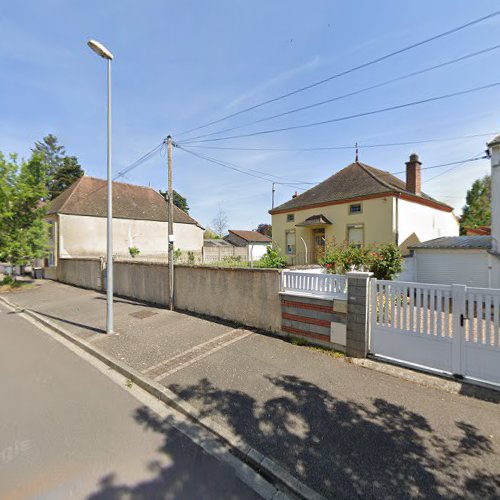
top-left (2, 280), bottom-right (500, 499)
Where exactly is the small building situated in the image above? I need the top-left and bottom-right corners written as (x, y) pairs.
top-left (270, 154), bottom-right (459, 264)
top-left (44, 176), bottom-right (204, 278)
top-left (224, 230), bottom-right (272, 260)
top-left (409, 236), bottom-right (497, 287)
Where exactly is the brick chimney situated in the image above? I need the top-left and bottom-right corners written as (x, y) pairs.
top-left (292, 191), bottom-right (298, 199)
top-left (406, 153), bottom-right (422, 195)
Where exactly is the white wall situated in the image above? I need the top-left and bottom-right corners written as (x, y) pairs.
top-left (58, 214), bottom-right (203, 258)
top-left (396, 256), bottom-right (416, 282)
top-left (249, 243), bottom-right (271, 260)
top-left (397, 199), bottom-right (459, 253)
top-left (414, 249), bottom-right (490, 287)
top-left (489, 140), bottom-right (500, 254)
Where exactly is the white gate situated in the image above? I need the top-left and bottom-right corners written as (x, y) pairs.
top-left (370, 280), bottom-right (500, 388)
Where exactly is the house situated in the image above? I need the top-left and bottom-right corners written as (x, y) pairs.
top-left (269, 154), bottom-right (459, 264)
top-left (224, 230), bottom-right (272, 260)
top-left (44, 176), bottom-right (204, 278)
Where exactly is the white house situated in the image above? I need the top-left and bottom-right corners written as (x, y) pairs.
top-left (224, 230), bottom-right (272, 260)
top-left (404, 135), bottom-right (500, 288)
top-left (44, 176), bottom-right (204, 277)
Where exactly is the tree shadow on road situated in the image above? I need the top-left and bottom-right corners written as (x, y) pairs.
top-left (166, 375), bottom-right (500, 499)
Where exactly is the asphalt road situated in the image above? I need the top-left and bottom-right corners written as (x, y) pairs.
top-left (0, 302), bottom-right (262, 500)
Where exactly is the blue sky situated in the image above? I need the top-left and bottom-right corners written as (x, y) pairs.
top-left (1, 1), bottom-right (499, 229)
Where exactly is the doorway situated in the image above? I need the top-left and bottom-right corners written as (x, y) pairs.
top-left (313, 228), bottom-right (326, 263)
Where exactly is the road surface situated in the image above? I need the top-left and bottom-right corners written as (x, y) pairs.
top-left (0, 302), bottom-right (262, 499)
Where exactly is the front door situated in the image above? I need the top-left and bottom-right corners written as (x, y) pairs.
top-left (313, 228), bottom-right (325, 263)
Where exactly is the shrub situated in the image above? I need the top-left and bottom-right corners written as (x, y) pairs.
top-left (367, 244), bottom-right (403, 280)
top-left (320, 242), bottom-right (402, 280)
top-left (187, 251), bottom-right (195, 265)
top-left (259, 246), bottom-right (286, 268)
top-left (128, 246), bottom-right (140, 258)
top-left (1, 276), bottom-right (15, 286)
top-left (173, 248), bottom-right (182, 263)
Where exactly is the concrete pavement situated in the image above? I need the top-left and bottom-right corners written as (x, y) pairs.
top-left (2, 280), bottom-right (500, 499)
top-left (0, 301), bottom-right (267, 499)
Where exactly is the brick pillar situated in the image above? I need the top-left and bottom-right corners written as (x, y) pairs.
top-left (346, 271), bottom-right (373, 358)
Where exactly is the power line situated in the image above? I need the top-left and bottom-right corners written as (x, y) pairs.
top-left (182, 44), bottom-right (500, 143)
top-left (181, 131), bottom-right (498, 152)
top-left (179, 81), bottom-right (500, 144)
top-left (423, 151), bottom-right (488, 183)
top-left (114, 142), bottom-right (164, 180)
top-left (392, 154), bottom-right (488, 175)
top-left (176, 145), bottom-right (317, 187)
top-left (176, 9), bottom-right (500, 137)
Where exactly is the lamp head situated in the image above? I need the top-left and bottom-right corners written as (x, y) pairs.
top-left (87, 39), bottom-right (113, 60)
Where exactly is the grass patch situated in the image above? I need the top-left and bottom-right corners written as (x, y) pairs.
top-left (289, 335), bottom-right (346, 359)
top-left (0, 280), bottom-right (36, 293)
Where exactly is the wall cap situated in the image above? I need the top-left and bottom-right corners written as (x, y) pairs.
top-left (346, 271), bottom-right (373, 278)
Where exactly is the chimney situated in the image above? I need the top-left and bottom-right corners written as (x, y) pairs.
top-left (406, 153), bottom-right (422, 195)
top-left (292, 191), bottom-right (298, 199)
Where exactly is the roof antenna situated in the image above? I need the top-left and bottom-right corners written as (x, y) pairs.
top-left (355, 142), bottom-right (359, 162)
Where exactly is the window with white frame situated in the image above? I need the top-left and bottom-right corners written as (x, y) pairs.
top-left (347, 224), bottom-right (363, 248)
top-left (285, 230), bottom-right (296, 254)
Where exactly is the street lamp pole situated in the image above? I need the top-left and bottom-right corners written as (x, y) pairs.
top-left (88, 39), bottom-right (114, 334)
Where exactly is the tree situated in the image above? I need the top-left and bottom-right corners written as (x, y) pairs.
top-left (159, 189), bottom-right (190, 213)
top-left (460, 175), bottom-right (491, 235)
top-left (203, 226), bottom-right (219, 239)
top-left (0, 152), bottom-right (50, 267)
top-left (255, 223), bottom-right (272, 237)
top-left (32, 134), bottom-right (84, 200)
top-left (212, 205), bottom-right (229, 238)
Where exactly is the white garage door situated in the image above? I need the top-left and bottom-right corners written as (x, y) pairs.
top-left (415, 250), bottom-right (489, 287)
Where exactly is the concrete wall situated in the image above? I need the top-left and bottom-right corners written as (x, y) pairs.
top-left (58, 214), bottom-right (203, 259)
top-left (54, 259), bottom-right (282, 332)
top-left (397, 199), bottom-right (459, 255)
top-left (174, 265), bottom-right (282, 332)
top-left (114, 261), bottom-right (169, 305)
top-left (57, 258), bottom-right (102, 290)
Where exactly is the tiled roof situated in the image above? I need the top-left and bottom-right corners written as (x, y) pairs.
top-left (410, 236), bottom-right (492, 250)
top-left (270, 162), bottom-right (452, 213)
top-left (47, 176), bottom-right (201, 226)
top-left (227, 230), bottom-right (272, 243)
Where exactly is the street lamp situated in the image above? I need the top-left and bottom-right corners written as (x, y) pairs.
top-left (88, 39), bottom-right (114, 334)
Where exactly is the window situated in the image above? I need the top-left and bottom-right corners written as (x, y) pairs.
top-left (347, 224), bottom-right (364, 248)
top-left (286, 214), bottom-right (295, 222)
top-left (285, 230), bottom-right (296, 254)
top-left (349, 203), bottom-right (362, 214)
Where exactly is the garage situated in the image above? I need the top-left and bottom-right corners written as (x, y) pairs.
top-left (410, 236), bottom-right (495, 287)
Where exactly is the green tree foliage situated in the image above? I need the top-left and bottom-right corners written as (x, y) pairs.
top-left (255, 223), bottom-right (272, 237)
top-left (203, 226), bottom-right (219, 239)
top-left (460, 175), bottom-right (491, 234)
top-left (0, 152), bottom-right (50, 266)
top-left (32, 134), bottom-right (84, 200)
top-left (159, 190), bottom-right (190, 213)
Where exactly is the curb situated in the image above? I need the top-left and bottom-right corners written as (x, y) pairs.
top-left (0, 295), bottom-right (325, 500)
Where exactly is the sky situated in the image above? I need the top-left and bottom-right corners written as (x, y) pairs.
top-left (1, 0), bottom-right (499, 230)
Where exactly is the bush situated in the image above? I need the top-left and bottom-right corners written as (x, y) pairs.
top-left (1, 276), bottom-right (15, 286)
top-left (259, 246), bottom-right (286, 268)
top-left (320, 242), bottom-right (402, 280)
top-left (128, 246), bottom-right (140, 258)
top-left (173, 248), bottom-right (182, 263)
top-left (187, 251), bottom-right (195, 265)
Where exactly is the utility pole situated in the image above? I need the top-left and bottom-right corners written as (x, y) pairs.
top-left (167, 135), bottom-right (174, 311)
top-left (272, 182), bottom-right (276, 209)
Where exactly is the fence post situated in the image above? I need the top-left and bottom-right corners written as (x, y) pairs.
top-left (451, 284), bottom-right (466, 376)
top-left (346, 271), bottom-right (373, 358)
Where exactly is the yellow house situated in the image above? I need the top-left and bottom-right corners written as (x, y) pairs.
top-left (269, 154), bottom-right (459, 264)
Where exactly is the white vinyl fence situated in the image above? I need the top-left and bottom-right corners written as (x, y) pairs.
top-left (370, 280), bottom-right (500, 388)
top-left (281, 270), bottom-right (347, 298)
